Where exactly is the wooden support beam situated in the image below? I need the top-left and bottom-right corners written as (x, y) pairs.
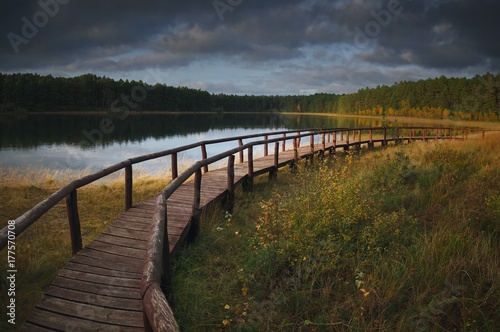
top-left (66, 190), bottom-right (82, 255)
top-left (344, 130), bottom-right (350, 151)
top-left (264, 135), bottom-right (269, 157)
top-left (171, 153), bottom-right (178, 180)
top-left (226, 155), bottom-right (235, 212)
top-left (201, 144), bottom-right (209, 173)
top-left (189, 169), bottom-right (202, 241)
top-left (161, 204), bottom-right (173, 301)
top-left (125, 165), bottom-right (133, 211)
top-left (269, 142), bottom-right (279, 181)
top-left (320, 133), bottom-right (326, 160)
top-left (238, 139), bottom-right (244, 163)
top-left (246, 146), bottom-right (254, 191)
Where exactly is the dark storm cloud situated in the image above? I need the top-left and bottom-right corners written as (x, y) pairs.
top-left (355, 0), bottom-right (500, 70)
top-left (0, 0), bottom-right (498, 92)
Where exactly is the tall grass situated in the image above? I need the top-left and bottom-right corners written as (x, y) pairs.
top-left (172, 134), bottom-right (500, 331)
top-left (0, 169), bottom-right (170, 330)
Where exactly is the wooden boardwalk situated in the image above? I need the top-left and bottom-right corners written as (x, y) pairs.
top-left (12, 127), bottom-right (479, 331)
top-left (20, 141), bottom-right (336, 331)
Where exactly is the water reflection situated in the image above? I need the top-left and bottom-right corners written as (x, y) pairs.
top-left (0, 113), bottom-right (382, 172)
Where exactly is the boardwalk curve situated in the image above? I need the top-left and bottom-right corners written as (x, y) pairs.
top-left (0, 126), bottom-right (491, 331)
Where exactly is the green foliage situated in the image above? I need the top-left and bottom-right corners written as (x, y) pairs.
top-left (1, 72), bottom-right (499, 120)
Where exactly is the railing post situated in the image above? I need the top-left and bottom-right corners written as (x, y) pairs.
top-left (340, 130), bottom-right (344, 142)
top-left (309, 134), bottom-right (314, 163)
top-left (269, 142), bottom-right (279, 181)
top-left (189, 169), bottom-right (202, 241)
top-left (171, 153), bottom-right (178, 180)
top-left (369, 129), bottom-right (374, 148)
top-left (383, 128), bottom-right (388, 146)
top-left (125, 164), bottom-right (133, 211)
top-left (297, 131), bottom-right (301, 148)
top-left (320, 133), bottom-right (326, 159)
top-left (226, 155), bottom-right (235, 212)
top-left (344, 130), bottom-right (350, 151)
top-left (161, 201), bottom-right (173, 301)
top-left (264, 135), bottom-right (269, 157)
top-left (291, 137), bottom-right (299, 171)
top-left (201, 144), bottom-right (209, 173)
top-left (66, 190), bottom-right (82, 255)
top-left (332, 131), bottom-right (337, 154)
top-left (423, 128), bottom-right (427, 141)
top-left (248, 146), bottom-right (254, 191)
top-left (409, 128), bottom-right (413, 143)
top-left (238, 139), bottom-right (244, 163)
top-left (282, 133), bottom-right (286, 152)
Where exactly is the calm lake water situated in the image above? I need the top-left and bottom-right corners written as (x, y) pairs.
top-left (0, 112), bottom-right (430, 174)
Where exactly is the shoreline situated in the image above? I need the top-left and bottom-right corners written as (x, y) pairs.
top-left (1, 110), bottom-right (499, 128)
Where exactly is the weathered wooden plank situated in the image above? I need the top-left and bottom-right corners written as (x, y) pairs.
top-left (58, 268), bottom-right (139, 288)
top-left (77, 249), bottom-right (144, 269)
top-left (111, 219), bottom-right (151, 231)
top-left (24, 308), bottom-right (142, 332)
top-left (95, 233), bottom-right (148, 250)
top-left (19, 322), bottom-right (54, 332)
top-left (51, 276), bottom-right (141, 300)
top-left (44, 285), bottom-right (142, 311)
top-left (70, 254), bottom-right (141, 273)
top-left (35, 296), bottom-right (143, 327)
top-left (103, 226), bottom-right (150, 241)
top-left (87, 240), bottom-right (145, 259)
top-left (64, 261), bottom-right (142, 280)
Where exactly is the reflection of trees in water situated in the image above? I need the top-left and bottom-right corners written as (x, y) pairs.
top-left (0, 113), bottom-right (368, 148)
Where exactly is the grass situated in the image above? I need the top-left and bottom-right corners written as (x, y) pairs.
top-left (0, 169), bottom-right (170, 330)
top-left (171, 134), bottom-right (500, 331)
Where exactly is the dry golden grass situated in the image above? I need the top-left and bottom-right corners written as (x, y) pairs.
top-left (0, 168), bottom-right (170, 330)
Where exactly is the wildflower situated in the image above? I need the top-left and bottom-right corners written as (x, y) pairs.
top-left (241, 287), bottom-right (248, 297)
top-left (224, 304), bottom-right (230, 310)
top-left (222, 319), bottom-right (230, 326)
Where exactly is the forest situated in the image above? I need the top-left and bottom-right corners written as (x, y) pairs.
top-left (0, 72), bottom-right (498, 121)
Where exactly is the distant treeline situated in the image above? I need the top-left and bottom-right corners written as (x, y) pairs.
top-left (0, 72), bottom-right (499, 121)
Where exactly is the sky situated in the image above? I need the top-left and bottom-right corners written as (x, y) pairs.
top-left (1, 0), bottom-right (499, 95)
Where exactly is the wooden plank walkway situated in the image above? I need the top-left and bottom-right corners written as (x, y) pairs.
top-left (20, 141), bottom-right (340, 331)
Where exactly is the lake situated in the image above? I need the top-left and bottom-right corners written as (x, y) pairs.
top-left (0, 112), bottom-right (461, 174)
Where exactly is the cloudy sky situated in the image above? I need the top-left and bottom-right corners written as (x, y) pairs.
top-left (1, 0), bottom-right (499, 95)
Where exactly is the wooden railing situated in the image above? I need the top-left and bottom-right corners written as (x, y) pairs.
top-left (1, 126), bottom-right (497, 331)
top-left (0, 128), bottom-right (334, 253)
top-left (143, 126), bottom-right (498, 331)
